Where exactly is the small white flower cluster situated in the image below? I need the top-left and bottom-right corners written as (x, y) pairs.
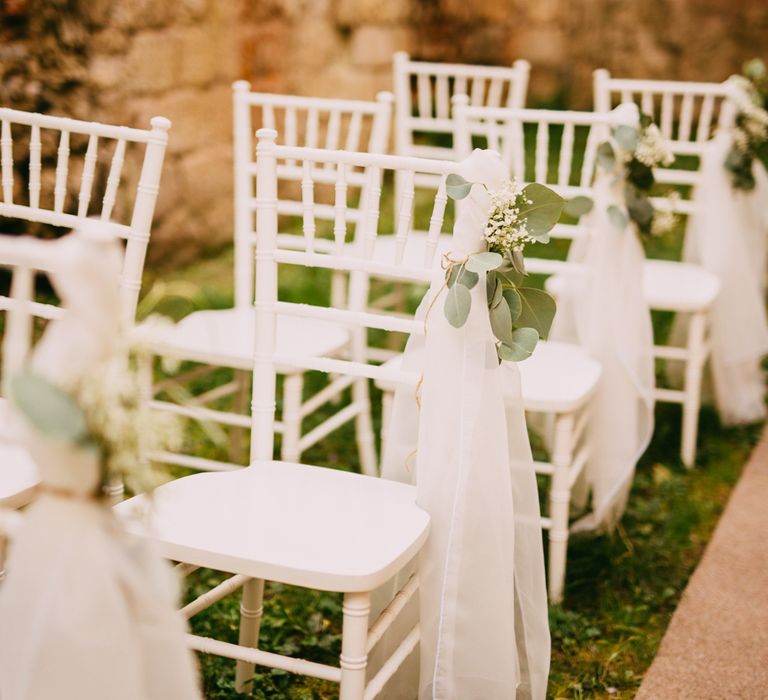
top-left (484, 180), bottom-right (536, 256)
top-left (731, 76), bottom-right (768, 151)
top-left (76, 350), bottom-right (182, 495)
top-left (634, 123), bottom-right (675, 168)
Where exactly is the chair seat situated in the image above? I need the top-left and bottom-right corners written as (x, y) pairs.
top-left (0, 399), bottom-right (39, 509)
top-left (114, 462), bottom-right (429, 592)
top-left (642, 260), bottom-right (720, 312)
top-left (139, 307), bottom-right (351, 372)
top-left (374, 340), bottom-right (601, 414)
top-left (516, 340), bottom-right (602, 412)
top-left (546, 259), bottom-right (720, 313)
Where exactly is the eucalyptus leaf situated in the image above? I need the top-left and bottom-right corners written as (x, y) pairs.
top-left (518, 183), bottom-right (565, 236)
top-left (607, 204), bottom-right (628, 230)
top-left (517, 287), bottom-right (556, 339)
top-left (511, 247), bottom-right (527, 276)
top-left (625, 184), bottom-right (654, 229)
top-left (466, 251), bottom-right (503, 273)
top-left (498, 327), bottom-right (539, 362)
top-left (613, 124), bottom-right (640, 151)
top-left (498, 268), bottom-right (525, 287)
top-left (627, 158), bottom-right (655, 190)
top-left (502, 287), bottom-right (522, 322)
top-left (457, 268), bottom-right (479, 289)
top-left (597, 141), bottom-right (616, 171)
top-left (11, 371), bottom-right (89, 442)
top-left (444, 283), bottom-right (471, 328)
top-left (489, 295), bottom-right (514, 345)
top-left (447, 264), bottom-right (479, 289)
top-left (489, 274), bottom-right (504, 308)
top-left (446, 173), bottom-right (473, 200)
top-left (563, 195), bottom-right (594, 218)
top-left (486, 271), bottom-right (497, 305)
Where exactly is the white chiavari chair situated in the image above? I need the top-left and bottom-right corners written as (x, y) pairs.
top-left (141, 85), bottom-right (393, 476)
top-left (594, 71), bottom-right (728, 466)
top-left (393, 51), bottom-right (530, 162)
top-left (0, 107), bottom-right (170, 322)
top-left (115, 131), bottom-right (470, 698)
top-left (376, 100), bottom-right (621, 603)
top-left (0, 231), bottom-right (97, 579)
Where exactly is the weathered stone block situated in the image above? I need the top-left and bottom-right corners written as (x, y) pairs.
top-left (334, 0), bottom-right (410, 25)
top-left (132, 85), bottom-right (232, 155)
top-left (175, 25), bottom-right (219, 87)
top-left (351, 26), bottom-right (410, 67)
top-left (123, 31), bottom-right (181, 94)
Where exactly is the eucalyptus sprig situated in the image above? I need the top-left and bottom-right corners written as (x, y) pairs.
top-left (725, 58), bottom-right (768, 191)
top-left (442, 174), bottom-right (562, 362)
top-left (563, 114), bottom-right (677, 237)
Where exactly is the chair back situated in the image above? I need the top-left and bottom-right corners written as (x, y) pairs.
top-left (250, 129), bottom-right (457, 461)
top-left (393, 52), bottom-right (530, 162)
top-left (0, 108), bottom-right (170, 320)
top-left (593, 69), bottom-right (736, 153)
top-left (452, 99), bottom-right (631, 275)
top-left (232, 83), bottom-right (394, 308)
top-left (0, 234), bottom-right (68, 396)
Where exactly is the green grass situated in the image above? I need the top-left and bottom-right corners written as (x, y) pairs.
top-left (143, 237), bottom-right (763, 700)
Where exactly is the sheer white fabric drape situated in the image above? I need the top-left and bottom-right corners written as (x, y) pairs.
top-left (0, 231), bottom-right (202, 700)
top-left (552, 106), bottom-right (655, 530)
top-left (672, 131), bottom-right (768, 424)
top-left (382, 150), bottom-right (550, 700)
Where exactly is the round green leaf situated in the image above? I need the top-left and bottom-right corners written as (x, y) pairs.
top-left (518, 183), bottom-right (565, 236)
top-left (444, 283), bottom-right (471, 328)
top-left (498, 327), bottom-right (540, 362)
top-left (447, 264), bottom-right (479, 289)
top-left (502, 287), bottom-right (522, 322)
top-left (457, 268), bottom-right (479, 289)
top-left (511, 247), bottom-right (527, 276)
top-left (466, 251), bottom-right (503, 273)
top-left (489, 295), bottom-right (514, 345)
top-left (489, 275), bottom-right (504, 308)
top-left (607, 204), bottom-right (628, 230)
top-left (625, 184), bottom-right (654, 227)
top-left (446, 173), bottom-right (473, 200)
top-left (613, 124), bottom-right (640, 151)
top-left (563, 195), bottom-right (594, 218)
top-left (517, 287), bottom-right (557, 339)
top-left (597, 141), bottom-right (616, 171)
top-left (11, 371), bottom-right (89, 442)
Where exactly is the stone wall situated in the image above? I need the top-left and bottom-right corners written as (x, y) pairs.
top-left (1, 0), bottom-right (767, 265)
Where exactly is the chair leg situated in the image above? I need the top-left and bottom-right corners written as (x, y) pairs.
top-left (353, 377), bottom-right (378, 477)
top-left (340, 591), bottom-right (370, 700)
top-left (230, 369), bottom-right (251, 464)
top-left (681, 311), bottom-right (707, 468)
top-left (548, 412), bottom-right (575, 605)
top-left (281, 373), bottom-right (304, 463)
top-left (234, 577), bottom-right (266, 692)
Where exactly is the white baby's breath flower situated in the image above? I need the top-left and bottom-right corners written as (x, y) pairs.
top-left (483, 180), bottom-right (536, 256)
top-left (634, 123), bottom-right (675, 168)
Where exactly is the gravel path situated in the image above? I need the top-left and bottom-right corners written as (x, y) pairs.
top-left (636, 426), bottom-right (768, 699)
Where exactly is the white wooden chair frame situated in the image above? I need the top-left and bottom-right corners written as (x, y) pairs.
top-left (372, 101), bottom-right (620, 603)
top-left (142, 85), bottom-right (393, 476)
top-left (0, 107), bottom-right (170, 321)
top-left (393, 51), bottom-right (530, 162)
top-left (593, 70), bottom-right (731, 466)
top-left (0, 232), bottom-right (99, 579)
top-left (116, 135), bottom-right (469, 698)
